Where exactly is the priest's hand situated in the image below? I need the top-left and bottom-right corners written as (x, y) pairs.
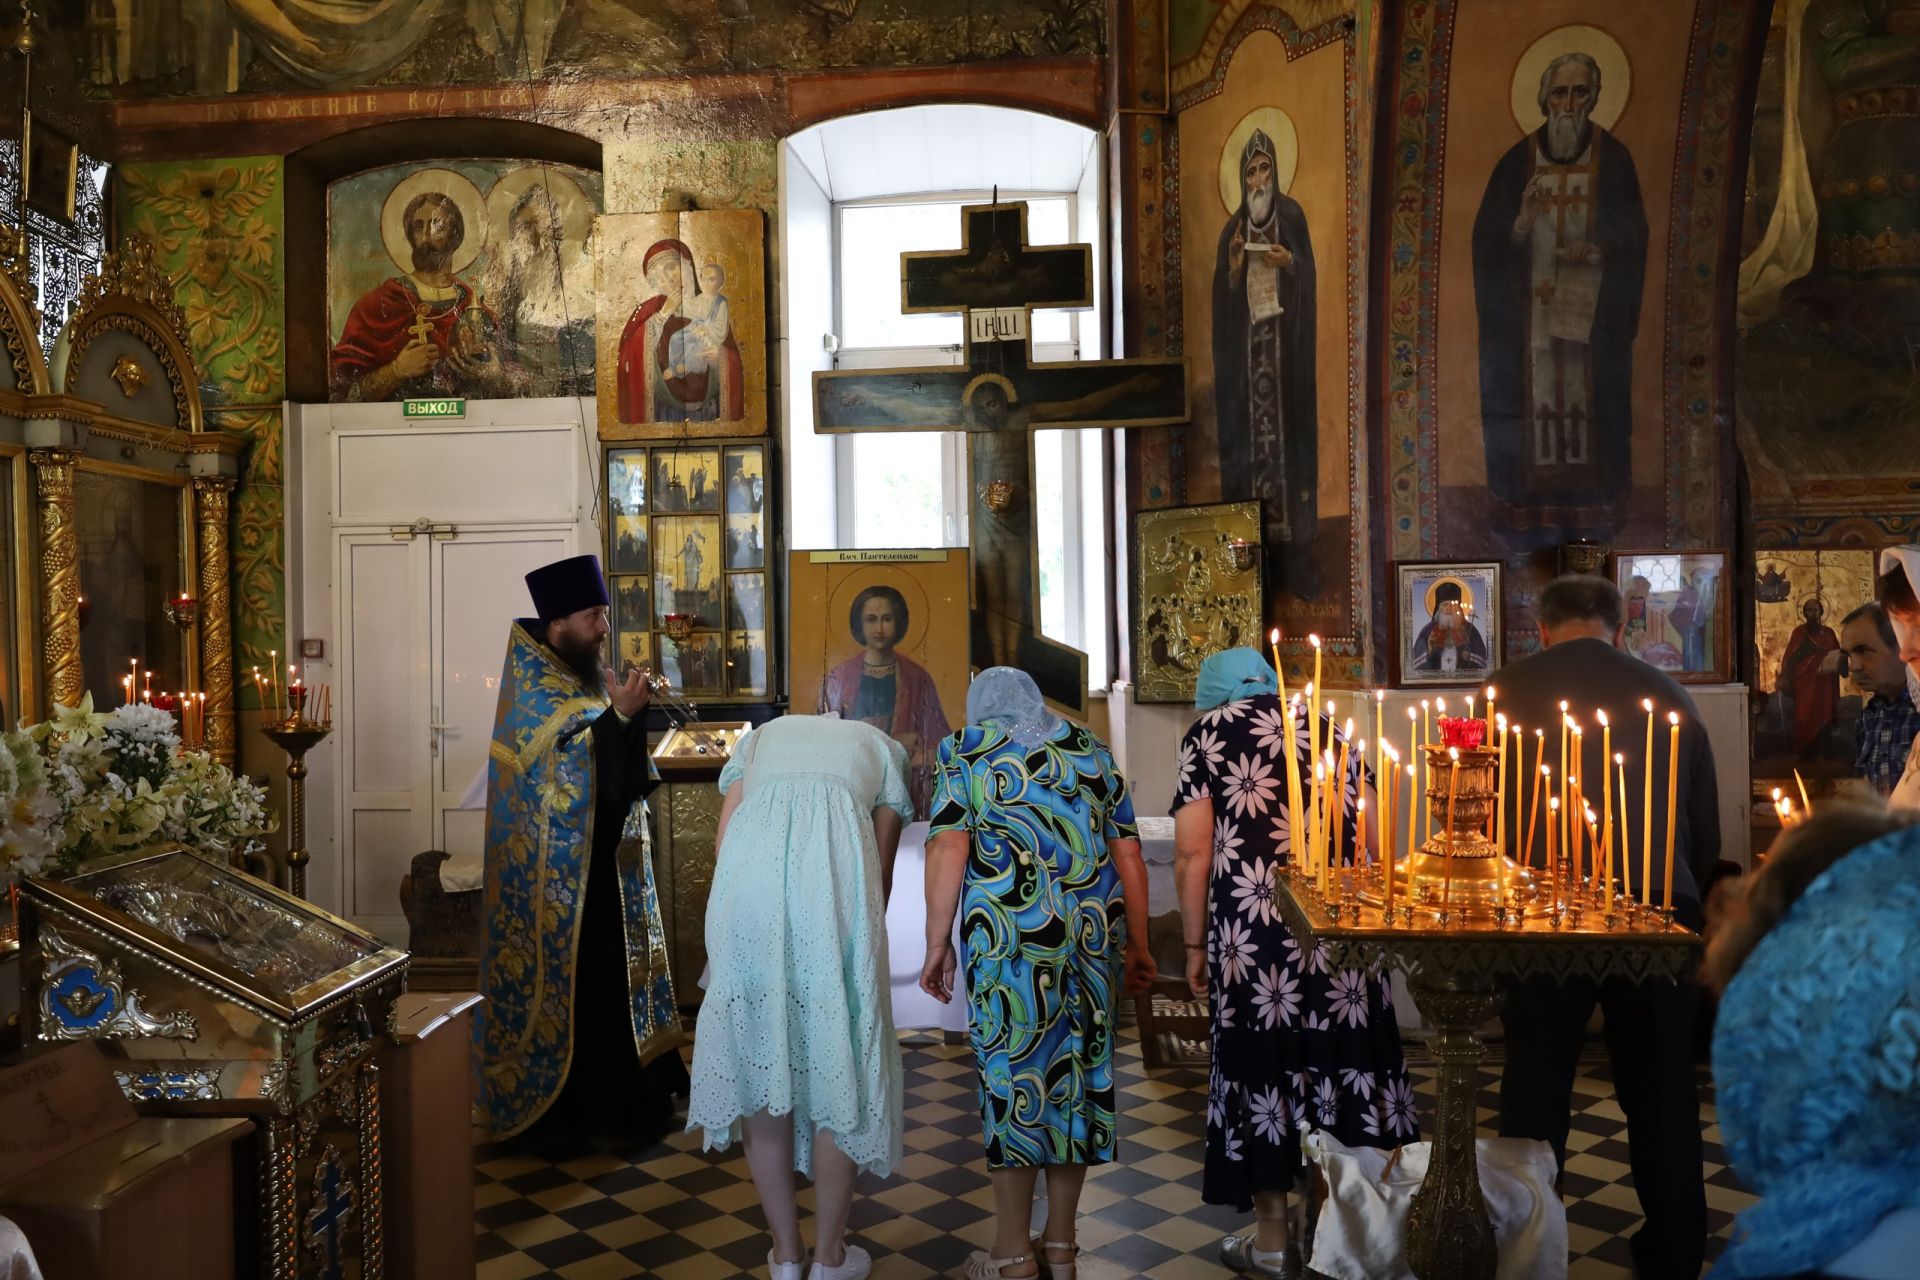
top-left (605, 665), bottom-right (651, 719)
top-left (919, 938), bottom-right (957, 1004)
top-left (1228, 225), bottom-right (1247, 276)
top-left (1261, 243), bottom-right (1294, 270)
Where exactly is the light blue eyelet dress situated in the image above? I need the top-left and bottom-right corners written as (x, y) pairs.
top-left (685, 715), bottom-right (915, 1176)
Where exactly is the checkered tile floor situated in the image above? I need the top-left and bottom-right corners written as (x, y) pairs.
top-left (473, 1030), bottom-right (1756, 1279)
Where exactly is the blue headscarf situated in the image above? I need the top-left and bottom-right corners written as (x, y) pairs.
top-left (1710, 828), bottom-right (1920, 1277)
top-left (966, 667), bottom-right (1063, 750)
top-left (1195, 647), bottom-right (1280, 712)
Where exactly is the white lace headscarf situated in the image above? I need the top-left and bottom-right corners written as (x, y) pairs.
top-left (966, 667), bottom-right (1062, 750)
top-left (1880, 546), bottom-right (1920, 705)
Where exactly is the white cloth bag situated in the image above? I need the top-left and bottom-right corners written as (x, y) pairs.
top-left (1303, 1131), bottom-right (1566, 1280)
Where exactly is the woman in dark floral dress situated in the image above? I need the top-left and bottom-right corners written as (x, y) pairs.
top-left (1172, 648), bottom-right (1416, 1278)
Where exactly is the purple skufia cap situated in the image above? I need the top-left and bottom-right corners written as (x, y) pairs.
top-left (526, 554), bottom-right (610, 622)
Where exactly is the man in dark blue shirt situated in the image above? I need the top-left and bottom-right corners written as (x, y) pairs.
top-left (1492, 574), bottom-right (1718, 1280)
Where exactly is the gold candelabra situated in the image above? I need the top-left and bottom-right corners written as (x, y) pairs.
top-left (261, 700), bottom-right (331, 900)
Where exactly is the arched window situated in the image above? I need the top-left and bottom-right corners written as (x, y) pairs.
top-left (781, 105), bottom-right (1112, 688)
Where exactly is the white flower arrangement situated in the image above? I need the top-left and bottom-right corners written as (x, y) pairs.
top-left (0, 695), bottom-right (276, 883)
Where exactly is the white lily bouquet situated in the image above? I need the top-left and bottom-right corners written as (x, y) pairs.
top-left (0, 695), bottom-right (276, 883)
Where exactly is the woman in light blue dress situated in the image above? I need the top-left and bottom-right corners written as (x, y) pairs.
top-left (687, 715), bottom-right (914, 1280)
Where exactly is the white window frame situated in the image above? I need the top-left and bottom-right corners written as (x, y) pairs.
top-left (827, 190), bottom-right (1109, 688)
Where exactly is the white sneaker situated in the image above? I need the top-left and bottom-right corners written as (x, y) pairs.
top-left (808, 1243), bottom-right (871, 1279)
top-left (769, 1248), bottom-right (809, 1280)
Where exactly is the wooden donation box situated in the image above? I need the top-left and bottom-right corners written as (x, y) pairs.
top-left (651, 722), bottom-right (747, 1007)
top-left (0, 1044), bottom-right (252, 1280)
top-left (19, 847), bottom-right (409, 1280)
top-left (377, 993), bottom-right (481, 1280)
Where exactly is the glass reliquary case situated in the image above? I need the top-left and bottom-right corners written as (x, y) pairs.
top-left (21, 845), bottom-right (408, 1109)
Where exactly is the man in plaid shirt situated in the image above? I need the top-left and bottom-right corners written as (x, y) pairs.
top-left (1834, 603), bottom-right (1920, 795)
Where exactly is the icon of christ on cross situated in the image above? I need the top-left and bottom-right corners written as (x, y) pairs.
top-left (813, 201), bottom-right (1190, 717)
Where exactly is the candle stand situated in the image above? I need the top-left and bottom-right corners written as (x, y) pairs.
top-left (1276, 866), bottom-right (1696, 1280)
top-left (1362, 745), bottom-right (1548, 919)
top-left (261, 718), bottom-right (331, 900)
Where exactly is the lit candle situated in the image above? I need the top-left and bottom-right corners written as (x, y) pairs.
top-left (1532, 762), bottom-right (1552, 871)
top-left (1270, 628), bottom-right (1287, 700)
top-left (1443, 748), bottom-right (1462, 911)
top-left (1287, 694), bottom-right (1306, 865)
top-left (1585, 809), bottom-right (1601, 902)
top-left (1597, 712), bottom-right (1612, 888)
top-left (1465, 694), bottom-right (1476, 726)
top-left (1322, 744), bottom-right (1337, 886)
top-left (1373, 689), bottom-right (1386, 808)
top-left (1485, 685), bottom-right (1497, 737)
top-left (1570, 722), bottom-right (1584, 885)
top-left (143, 669), bottom-right (153, 701)
top-left (1351, 736), bottom-right (1367, 875)
top-left (1569, 771), bottom-right (1583, 889)
top-left (121, 674), bottom-right (132, 705)
top-left (1547, 796), bottom-right (1561, 890)
top-left (1558, 702), bottom-right (1571, 856)
top-left (270, 650), bottom-right (281, 720)
top-left (1406, 707), bottom-right (1420, 845)
top-left (289, 664), bottom-right (304, 721)
top-left (1309, 635), bottom-right (1324, 773)
top-left (1613, 754), bottom-right (1628, 906)
top-left (1495, 715), bottom-right (1510, 854)
top-left (1387, 751), bottom-right (1402, 912)
top-left (1404, 744), bottom-right (1417, 867)
top-left (1664, 711), bottom-right (1680, 915)
top-left (1356, 795), bottom-right (1369, 877)
top-left (1641, 698), bottom-right (1656, 905)
top-left (1313, 762), bottom-right (1327, 894)
top-left (1333, 722), bottom-right (1354, 883)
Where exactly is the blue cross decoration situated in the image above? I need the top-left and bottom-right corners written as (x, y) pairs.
top-left (303, 1147), bottom-right (357, 1280)
top-left (48, 965), bottom-right (117, 1033)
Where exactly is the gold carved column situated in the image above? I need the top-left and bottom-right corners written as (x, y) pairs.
top-left (194, 475), bottom-right (237, 764)
top-left (30, 447), bottom-right (82, 711)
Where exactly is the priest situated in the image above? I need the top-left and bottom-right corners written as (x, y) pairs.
top-left (474, 553), bottom-right (686, 1144)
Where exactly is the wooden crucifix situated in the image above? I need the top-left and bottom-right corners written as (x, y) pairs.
top-left (813, 201), bottom-right (1190, 717)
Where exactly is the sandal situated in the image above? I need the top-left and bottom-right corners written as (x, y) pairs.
top-left (1034, 1237), bottom-right (1079, 1279)
top-left (963, 1251), bottom-right (1040, 1279)
top-left (1220, 1232), bottom-right (1301, 1279)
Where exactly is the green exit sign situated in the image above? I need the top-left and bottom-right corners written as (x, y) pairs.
top-left (403, 398), bottom-right (465, 419)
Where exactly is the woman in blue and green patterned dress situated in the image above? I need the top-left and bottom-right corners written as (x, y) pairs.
top-left (920, 668), bottom-right (1156, 1280)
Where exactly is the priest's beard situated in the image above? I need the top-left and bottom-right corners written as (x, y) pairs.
top-left (1246, 178), bottom-right (1276, 232)
top-left (1544, 111), bottom-right (1592, 163)
top-left (544, 626), bottom-right (606, 690)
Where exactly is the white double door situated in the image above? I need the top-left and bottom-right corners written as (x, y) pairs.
top-left (334, 526), bottom-right (571, 937)
top-left (295, 400), bottom-right (601, 938)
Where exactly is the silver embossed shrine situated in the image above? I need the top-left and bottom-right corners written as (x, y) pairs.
top-left (19, 845), bottom-right (408, 1280)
